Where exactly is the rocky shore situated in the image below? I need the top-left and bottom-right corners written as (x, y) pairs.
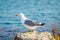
top-left (14, 30), bottom-right (60, 40)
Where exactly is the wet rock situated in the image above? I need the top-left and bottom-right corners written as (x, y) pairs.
top-left (14, 33), bottom-right (23, 40)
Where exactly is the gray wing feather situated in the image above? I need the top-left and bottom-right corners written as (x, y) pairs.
top-left (24, 20), bottom-right (45, 26)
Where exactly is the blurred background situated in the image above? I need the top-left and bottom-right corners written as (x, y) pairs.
top-left (0, 0), bottom-right (60, 40)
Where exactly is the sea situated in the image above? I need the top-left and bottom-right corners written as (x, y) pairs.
top-left (0, 0), bottom-right (60, 40)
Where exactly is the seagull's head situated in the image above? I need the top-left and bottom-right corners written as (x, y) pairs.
top-left (16, 13), bottom-right (27, 19)
top-left (16, 13), bottom-right (25, 17)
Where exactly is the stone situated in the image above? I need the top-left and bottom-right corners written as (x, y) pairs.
top-left (14, 31), bottom-right (55, 40)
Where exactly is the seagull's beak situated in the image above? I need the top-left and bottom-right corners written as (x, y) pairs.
top-left (16, 14), bottom-right (19, 16)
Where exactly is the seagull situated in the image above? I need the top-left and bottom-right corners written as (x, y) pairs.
top-left (16, 13), bottom-right (45, 32)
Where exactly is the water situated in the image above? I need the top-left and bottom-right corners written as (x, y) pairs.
top-left (0, 0), bottom-right (60, 40)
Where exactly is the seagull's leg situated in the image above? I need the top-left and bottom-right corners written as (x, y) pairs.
top-left (23, 29), bottom-right (34, 34)
top-left (28, 30), bottom-right (34, 34)
top-left (23, 30), bottom-right (33, 33)
top-left (28, 30), bottom-right (33, 32)
top-left (23, 31), bottom-right (28, 33)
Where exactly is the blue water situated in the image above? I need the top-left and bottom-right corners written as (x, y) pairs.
top-left (0, 0), bottom-right (60, 40)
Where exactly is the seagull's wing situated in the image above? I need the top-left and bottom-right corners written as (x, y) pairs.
top-left (24, 20), bottom-right (45, 26)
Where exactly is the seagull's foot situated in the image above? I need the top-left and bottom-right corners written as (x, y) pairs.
top-left (23, 30), bottom-right (33, 34)
top-left (28, 30), bottom-right (33, 32)
top-left (28, 30), bottom-right (33, 34)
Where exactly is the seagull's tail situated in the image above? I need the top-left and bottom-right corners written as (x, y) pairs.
top-left (40, 23), bottom-right (46, 26)
top-left (36, 23), bottom-right (46, 26)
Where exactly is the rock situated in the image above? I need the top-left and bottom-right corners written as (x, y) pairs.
top-left (14, 31), bottom-right (53, 40)
top-left (14, 33), bottom-right (23, 40)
